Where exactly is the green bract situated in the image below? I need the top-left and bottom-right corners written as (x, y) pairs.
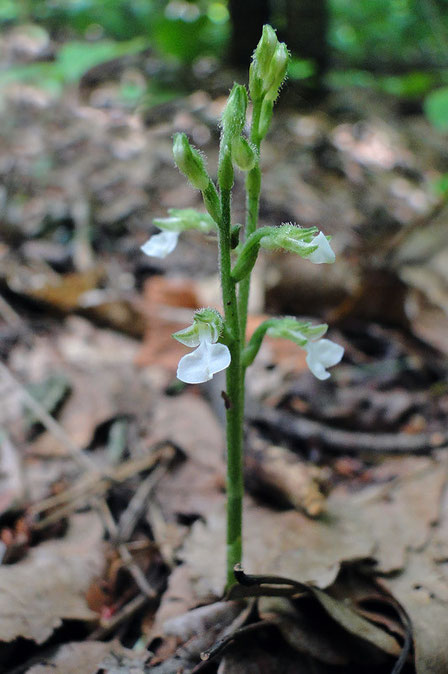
top-left (267, 318), bottom-right (328, 345)
top-left (260, 223), bottom-right (319, 253)
top-left (153, 208), bottom-right (217, 234)
top-left (265, 42), bottom-right (289, 101)
top-left (173, 308), bottom-right (224, 347)
top-left (231, 136), bottom-right (257, 171)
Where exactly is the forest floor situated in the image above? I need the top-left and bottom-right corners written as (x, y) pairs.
top-left (2, 24), bottom-right (448, 674)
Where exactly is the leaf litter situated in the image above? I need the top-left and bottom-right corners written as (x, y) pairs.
top-left (3, 25), bottom-right (448, 674)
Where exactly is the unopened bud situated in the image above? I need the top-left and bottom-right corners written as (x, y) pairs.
top-left (231, 136), bottom-right (256, 171)
top-left (221, 84), bottom-right (248, 142)
top-left (264, 42), bottom-right (289, 101)
top-left (173, 133), bottom-right (209, 191)
top-left (249, 61), bottom-right (263, 101)
top-left (255, 25), bottom-right (278, 76)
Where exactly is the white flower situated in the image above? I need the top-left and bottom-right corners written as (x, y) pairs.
top-left (305, 338), bottom-right (344, 380)
top-left (306, 232), bottom-right (335, 264)
top-left (141, 230), bottom-right (179, 258)
top-left (177, 324), bottom-right (231, 384)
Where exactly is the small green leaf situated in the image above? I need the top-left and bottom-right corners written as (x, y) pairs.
top-left (424, 87), bottom-right (448, 131)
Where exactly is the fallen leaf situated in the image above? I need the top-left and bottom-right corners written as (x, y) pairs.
top-left (179, 496), bottom-right (374, 600)
top-left (26, 641), bottom-right (113, 674)
top-left (135, 276), bottom-right (201, 371)
top-left (150, 394), bottom-right (226, 521)
top-left (384, 550), bottom-right (448, 674)
top-left (26, 640), bottom-right (148, 674)
top-left (0, 512), bottom-right (104, 644)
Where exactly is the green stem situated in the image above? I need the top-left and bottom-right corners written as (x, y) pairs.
top-left (218, 187), bottom-right (244, 589)
top-left (238, 99), bottom-right (263, 344)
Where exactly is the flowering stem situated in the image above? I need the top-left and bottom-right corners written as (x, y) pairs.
top-left (238, 98), bottom-right (263, 344)
top-left (218, 187), bottom-right (244, 588)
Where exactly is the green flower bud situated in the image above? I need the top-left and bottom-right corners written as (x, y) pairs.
top-left (254, 25), bottom-right (278, 77)
top-left (231, 136), bottom-right (257, 171)
top-left (221, 84), bottom-right (248, 143)
top-left (173, 132), bottom-right (209, 191)
top-left (264, 42), bottom-right (289, 101)
top-left (258, 98), bottom-right (273, 139)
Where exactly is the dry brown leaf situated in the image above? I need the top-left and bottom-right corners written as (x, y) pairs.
top-left (0, 512), bottom-right (104, 643)
top-left (26, 640), bottom-right (149, 674)
top-left (179, 496), bottom-right (374, 600)
top-left (150, 394), bottom-right (226, 520)
top-left (309, 587), bottom-right (401, 657)
top-left (330, 455), bottom-right (448, 574)
top-left (384, 550), bottom-right (448, 674)
top-left (26, 641), bottom-right (113, 674)
top-left (135, 276), bottom-right (201, 371)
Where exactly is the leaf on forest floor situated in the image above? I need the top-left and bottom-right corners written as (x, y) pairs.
top-left (0, 512), bottom-right (104, 644)
top-left (179, 497), bottom-right (374, 600)
top-left (136, 275), bottom-right (201, 373)
top-left (309, 587), bottom-right (401, 657)
top-left (150, 601), bottom-right (245, 673)
top-left (259, 592), bottom-right (401, 669)
top-left (26, 640), bottom-right (149, 674)
top-left (0, 430), bottom-right (25, 515)
top-left (149, 394), bottom-right (226, 522)
top-left (384, 549), bottom-right (448, 674)
top-left (180, 455), bottom-right (448, 601)
top-left (330, 455), bottom-right (448, 574)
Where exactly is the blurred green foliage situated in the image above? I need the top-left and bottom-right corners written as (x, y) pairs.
top-left (1, 0), bottom-right (448, 127)
top-left (424, 86), bottom-right (448, 130)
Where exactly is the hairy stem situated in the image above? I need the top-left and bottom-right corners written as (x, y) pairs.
top-left (218, 187), bottom-right (244, 588)
top-left (238, 99), bottom-right (263, 344)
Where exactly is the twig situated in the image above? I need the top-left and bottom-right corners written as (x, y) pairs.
top-left (118, 463), bottom-right (169, 541)
top-left (192, 621), bottom-right (272, 672)
top-left (95, 499), bottom-right (156, 600)
top-left (249, 404), bottom-right (448, 454)
top-left (88, 593), bottom-right (149, 641)
top-left (0, 293), bottom-right (24, 327)
top-left (0, 362), bottom-right (97, 472)
top-left (30, 444), bottom-right (175, 519)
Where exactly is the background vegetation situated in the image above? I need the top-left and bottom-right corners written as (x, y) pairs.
top-left (2, 0), bottom-right (448, 126)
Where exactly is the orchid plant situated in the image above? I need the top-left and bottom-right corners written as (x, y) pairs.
top-left (141, 26), bottom-right (344, 588)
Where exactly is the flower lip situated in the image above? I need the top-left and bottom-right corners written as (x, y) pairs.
top-left (305, 338), bottom-right (344, 380)
top-left (177, 339), bottom-right (231, 384)
top-left (141, 230), bottom-right (179, 258)
top-left (306, 232), bottom-right (335, 264)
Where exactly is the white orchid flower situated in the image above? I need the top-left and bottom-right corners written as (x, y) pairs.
top-left (304, 232), bottom-right (335, 264)
top-left (173, 309), bottom-right (231, 384)
top-left (305, 338), bottom-right (344, 380)
top-left (141, 230), bottom-right (179, 258)
top-left (177, 324), bottom-right (230, 384)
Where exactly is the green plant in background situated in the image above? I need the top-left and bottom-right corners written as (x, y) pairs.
top-left (141, 25), bottom-right (344, 588)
